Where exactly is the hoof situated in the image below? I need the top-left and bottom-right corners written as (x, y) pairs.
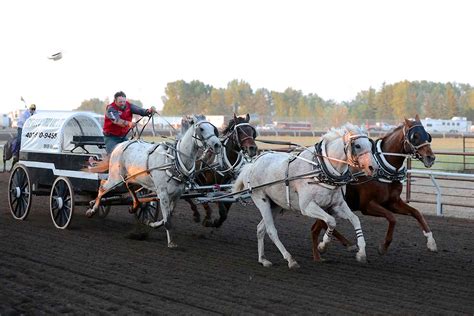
top-left (378, 244), bottom-right (388, 255)
top-left (288, 259), bottom-right (300, 269)
top-left (318, 242), bottom-right (328, 254)
top-left (259, 258), bottom-right (272, 268)
top-left (168, 242), bottom-right (178, 248)
top-left (356, 252), bottom-right (367, 263)
top-left (85, 208), bottom-right (96, 218)
top-left (427, 239), bottom-right (438, 252)
top-left (346, 244), bottom-right (358, 252)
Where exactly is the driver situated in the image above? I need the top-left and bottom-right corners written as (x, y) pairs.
top-left (103, 91), bottom-right (157, 154)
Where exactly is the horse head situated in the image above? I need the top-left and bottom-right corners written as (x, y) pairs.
top-left (403, 114), bottom-right (435, 168)
top-left (226, 113), bottom-right (258, 157)
top-left (190, 115), bottom-right (221, 153)
top-left (343, 124), bottom-right (377, 176)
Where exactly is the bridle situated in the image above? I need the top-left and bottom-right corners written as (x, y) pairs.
top-left (402, 124), bottom-right (432, 160)
top-left (230, 122), bottom-right (257, 151)
top-left (192, 120), bottom-right (219, 148)
top-left (343, 132), bottom-right (372, 169)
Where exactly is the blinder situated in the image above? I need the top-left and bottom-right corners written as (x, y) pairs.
top-left (234, 123), bottom-right (257, 140)
top-left (407, 124), bottom-right (431, 147)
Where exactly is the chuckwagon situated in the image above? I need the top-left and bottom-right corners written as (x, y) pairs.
top-left (7, 111), bottom-right (157, 229)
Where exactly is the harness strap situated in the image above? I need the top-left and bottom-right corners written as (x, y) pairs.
top-left (146, 142), bottom-right (162, 174)
top-left (285, 156), bottom-right (297, 209)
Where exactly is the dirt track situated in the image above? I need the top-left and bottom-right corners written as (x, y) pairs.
top-left (1, 172), bottom-right (473, 315)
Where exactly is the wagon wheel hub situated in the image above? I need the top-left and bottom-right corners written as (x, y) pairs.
top-left (55, 197), bottom-right (64, 209)
top-left (15, 187), bottom-right (21, 198)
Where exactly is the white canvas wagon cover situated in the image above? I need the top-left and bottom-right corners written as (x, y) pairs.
top-left (21, 111), bottom-right (104, 154)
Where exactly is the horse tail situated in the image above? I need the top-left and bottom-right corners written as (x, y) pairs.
top-left (83, 157), bottom-right (110, 173)
top-left (233, 164), bottom-right (252, 193)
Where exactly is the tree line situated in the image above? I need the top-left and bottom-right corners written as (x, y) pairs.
top-left (75, 79), bottom-right (474, 128)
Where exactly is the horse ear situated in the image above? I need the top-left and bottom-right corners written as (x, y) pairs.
top-left (404, 117), bottom-right (411, 127)
top-left (415, 114), bottom-right (420, 122)
top-left (233, 113), bottom-right (238, 121)
top-left (246, 113), bottom-right (250, 122)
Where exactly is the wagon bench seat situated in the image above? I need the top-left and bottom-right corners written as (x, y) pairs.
top-left (70, 136), bottom-right (105, 153)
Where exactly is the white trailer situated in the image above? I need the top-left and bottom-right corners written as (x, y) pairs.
top-left (421, 117), bottom-right (472, 133)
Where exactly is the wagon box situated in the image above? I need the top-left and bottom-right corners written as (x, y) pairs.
top-left (8, 110), bottom-right (159, 230)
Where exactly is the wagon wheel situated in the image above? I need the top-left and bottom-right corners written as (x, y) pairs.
top-left (135, 190), bottom-right (159, 224)
top-left (97, 205), bottom-right (111, 219)
top-left (135, 201), bottom-right (160, 224)
top-left (50, 176), bottom-right (75, 229)
top-left (8, 164), bottom-right (32, 220)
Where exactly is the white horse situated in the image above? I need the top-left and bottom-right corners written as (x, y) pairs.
top-left (233, 123), bottom-right (377, 268)
top-left (86, 115), bottom-right (221, 248)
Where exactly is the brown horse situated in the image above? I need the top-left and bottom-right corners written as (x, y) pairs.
top-left (311, 115), bottom-right (437, 261)
top-left (186, 113), bottom-right (258, 227)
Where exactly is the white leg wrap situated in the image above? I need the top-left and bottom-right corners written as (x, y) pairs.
top-left (423, 231), bottom-right (438, 252)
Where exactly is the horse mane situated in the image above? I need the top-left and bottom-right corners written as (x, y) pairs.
top-left (322, 123), bottom-right (364, 143)
top-left (222, 116), bottom-right (246, 135)
top-left (380, 124), bottom-right (403, 142)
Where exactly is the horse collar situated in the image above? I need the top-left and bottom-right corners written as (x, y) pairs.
top-left (374, 139), bottom-right (407, 183)
top-left (313, 141), bottom-right (353, 187)
top-left (220, 138), bottom-right (244, 175)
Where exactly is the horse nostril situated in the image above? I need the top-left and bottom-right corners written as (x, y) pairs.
top-left (369, 166), bottom-right (374, 172)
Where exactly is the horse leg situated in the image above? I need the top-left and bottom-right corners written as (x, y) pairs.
top-left (301, 201), bottom-right (337, 257)
top-left (124, 183), bottom-right (140, 214)
top-left (363, 201), bottom-right (396, 255)
top-left (86, 178), bottom-right (120, 218)
top-left (201, 203), bottom-right (215, 227)
top-left (256, 219), bottom-right (271, 267)
top-left (253, 195), bottom-right (298, 269)
top-left (388, 200), bottom-right (437, 252)
top-left (213, 202), bottom-right (231, 228)
top-left (153, 191), bottom-right (177, 248)
top-left (311, 219), bottom-right (356, 261)
top-left (184, 198), bottom-right (200, 223)
top-left (331, 202), bottom-right (367, 263)
top-left (310, 220), bottom-right (324, 261)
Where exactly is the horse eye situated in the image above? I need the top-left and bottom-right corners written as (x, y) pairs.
top-left (200, 127), bottom-right (204, 132)
top-left (355, 144), bottom-right (361, 149)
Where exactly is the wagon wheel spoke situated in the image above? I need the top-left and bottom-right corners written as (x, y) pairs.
top-left (54, 207), bottom-right (61, 221)
top-left (13, 199), bottom-right (20, 216)
top-left (61, 205), bottom-right (71, 226)
top-left (10, 195), bottom-right (18, 207)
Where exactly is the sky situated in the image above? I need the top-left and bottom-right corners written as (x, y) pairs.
top-left (1, 0), bottom-right (473, 113)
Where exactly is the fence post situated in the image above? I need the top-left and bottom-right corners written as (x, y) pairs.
top-left (463, 135), bottom-right (466, 171)
top-left (430, 174), bottom-right (443, 216)
top-left (406, 158), bottom-right (412, 203)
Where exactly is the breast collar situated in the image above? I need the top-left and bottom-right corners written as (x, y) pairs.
top-left (373, 139), bottom-right (406, 183)
top-left (217, 137), bottom-right (244, 175)
top-left (313, 140), bottom-right (354, 187)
